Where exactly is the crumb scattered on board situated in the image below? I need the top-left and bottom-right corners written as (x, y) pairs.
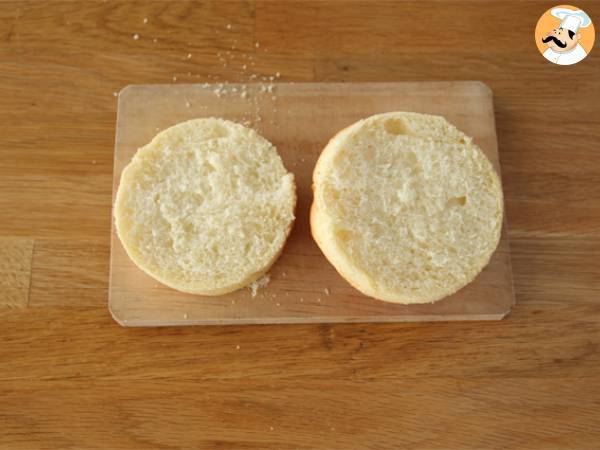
top-left (125, 22), bottom-right (284, 125)
top-left (250, 274), bottom-right (270, 297)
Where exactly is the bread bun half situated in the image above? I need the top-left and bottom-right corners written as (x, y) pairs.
top-left (311, 112), bottom-right (503, 304)
top-left (115, 118), bottom-right (296, 295)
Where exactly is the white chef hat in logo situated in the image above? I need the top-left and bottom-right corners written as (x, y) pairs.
top-left (551, 7), bottom-right (592, 33)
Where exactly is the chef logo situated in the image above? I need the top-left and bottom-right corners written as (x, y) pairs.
top-left (535, 5), bottom-right (594, 65)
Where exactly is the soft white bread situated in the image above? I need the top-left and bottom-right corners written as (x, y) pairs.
top-left (114, 118), bottom-right (296, 295)
top-left (359, 111), bottom-right (472, 144)
top-left (311, 112), bottom-right (503, 304)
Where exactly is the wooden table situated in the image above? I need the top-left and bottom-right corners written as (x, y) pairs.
top-left (1, 1), bottom-right (599, 448)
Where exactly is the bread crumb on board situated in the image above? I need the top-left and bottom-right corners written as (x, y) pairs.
top-left (120, 26), bottom-right (284, 133)
top-left (324, 288), bottom-right (330, 295)
top-left (189, 28), bottom-right (280, 115)
top-left (250, 274), bottom-right (270, 297)
top-left (213, 86), bottom-right (224, 97)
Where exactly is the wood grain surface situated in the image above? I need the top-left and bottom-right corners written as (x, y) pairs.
top-left (110, 81), bottom-right (514, 326)
top-left (1, 1), bottom-right (599, 449)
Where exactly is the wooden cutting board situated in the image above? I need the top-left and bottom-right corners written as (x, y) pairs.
top-left (109, 81), bottom-right (515, 326)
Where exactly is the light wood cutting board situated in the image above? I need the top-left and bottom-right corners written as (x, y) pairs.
top-left (109, 81), bottom-right (515, 326)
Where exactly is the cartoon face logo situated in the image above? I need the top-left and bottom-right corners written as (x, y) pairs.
top-left (535, 6), bottom-right (595, 65)
top-left (542, 26), bottom-right (580, 52)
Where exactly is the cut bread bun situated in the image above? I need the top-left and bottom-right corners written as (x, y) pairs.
top-left (114, 118), bottom-right (296, 295)
top-left (311, 112), bottom-right (503, 304)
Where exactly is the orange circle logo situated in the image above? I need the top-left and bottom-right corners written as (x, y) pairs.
top-left (535, 5), bottom-right (594, 65)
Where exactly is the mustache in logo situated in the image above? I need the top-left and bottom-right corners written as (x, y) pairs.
top-left (542, 35), bottom-right (567, 48)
